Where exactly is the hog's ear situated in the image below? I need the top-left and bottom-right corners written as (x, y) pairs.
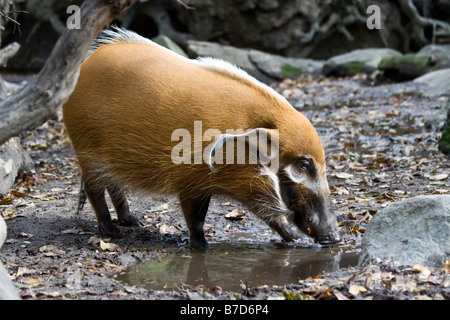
top-left (206, 128), bottom-right (279, 172)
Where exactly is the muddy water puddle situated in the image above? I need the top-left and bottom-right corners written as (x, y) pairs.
top-left (115, 241), bottom-right (360, 292)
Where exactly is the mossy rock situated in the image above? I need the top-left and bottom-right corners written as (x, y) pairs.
top-left (281, 64), bottom-right (303, 78)
top-left (324, 60), bottom-right (367, 76)
top-left (322, 48), bottom-right (402, 77)
top-left (439, 106), bottom-right (450, 155)
top-left (439, 125), bottom-right (450, 155)
top-left (379, 53), bottom-right (450, 81)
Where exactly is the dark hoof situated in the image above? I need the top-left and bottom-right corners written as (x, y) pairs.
top-left (118, 214), bottom-right (144, 227)
top-left (189, 235), bottom-right (209, 249)
top-left (99, 223), bottom-right (122, 238)
top-left (317, 234), bottom-right (342, 245)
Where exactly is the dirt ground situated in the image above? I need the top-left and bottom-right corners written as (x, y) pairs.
top-left (0, 74), bottom-right (449, 300)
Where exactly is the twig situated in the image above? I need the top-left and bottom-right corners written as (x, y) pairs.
top-left (0, 6), bottom-right (28, 35)
top-left (177, 0), bottom-right (194, 10)
top-left (0, 9), bottom-right (28, 26)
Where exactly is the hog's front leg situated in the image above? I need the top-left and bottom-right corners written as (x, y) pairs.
top-left (267, 216), bottom-right (302, 242)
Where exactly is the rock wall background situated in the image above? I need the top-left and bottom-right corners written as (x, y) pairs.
top-left (2, 0), bottom-right (450, 72)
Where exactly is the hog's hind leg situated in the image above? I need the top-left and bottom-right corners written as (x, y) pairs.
top-left (107, 184), bottom-right (144, 228)
top-left (84, 181), bottom-right (122, 237)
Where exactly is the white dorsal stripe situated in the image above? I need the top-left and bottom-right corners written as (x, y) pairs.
top-left (88, 26), bottom-right (285, 101)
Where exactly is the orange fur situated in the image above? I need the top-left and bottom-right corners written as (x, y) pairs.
top-left (62, 28), bottom-right (335, 246)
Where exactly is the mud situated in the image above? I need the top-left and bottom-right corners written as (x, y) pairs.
top-left (115, 242), bottom-right (360, 291)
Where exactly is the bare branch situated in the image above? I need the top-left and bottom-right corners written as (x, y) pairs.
top-left (398, 0), bottom-right (450, 44)
top-left (0, 0), bottom-right (138, 146)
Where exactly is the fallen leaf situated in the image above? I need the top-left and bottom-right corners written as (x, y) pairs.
top-left (411, 295), bottom-right (432, 300)
top-left (413, 264), bottom-right (432, 281)
top-left (333, 290), bottom-right (349, 300)
top-left (225, 209), bottom-right (245, 220)
top-left (31, 193), bottom-right (52, 199)
top-left (60, 227), bottom-right (83, 234)
top-left (331, 186), bottom-right (349, 195)
top-left (18, 232), bottom-right (33, 238)
top-left (66, 270), bottom-right (83, 290)
top-left (365, 274), bottom-right (379, 290)
top-left (158, 224), bottom-right (179, 235)
top-left (3, 209), bottom-right (17, 216)
top-left (35, 291), bottom-right (63, 298)
top-left (335, 172), bottom-right (354, 179)
top-left (429, 173), bottom-right (448, 181)
top-left (348, 284), bottom-right (367, 297)
top-left (17, 267), bottom-right (36, 277)
top-left (123, 285), bottom-right (143, 294)
top-left (442, 277), bottom-right (450, 288)
top-left (0, 197), bottom-right (14, 205)
top-left (88, 236), bottom-right (100, 246)
top-left (392, 275), bottom-right (417, 293)
top-left (104, 262), bottom-right (126, 272)
top-left (39, 245), bottom-right (58, 252)
top-left (39, 245), bottom-right (65, 257)
top-left (100, 239), bottom-right (118, 251)
top-left (16, 200), bottom-right (33, 207)
top-left (10, 191), bottom-right (28, 197)
top-left (21, 277), bottom-right (44, 286)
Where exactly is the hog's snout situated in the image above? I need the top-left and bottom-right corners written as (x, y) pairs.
top-left (308, 211), bottom-right (341, 245)
top-left (277, 157), bottom-right (342, 245)
top-left (316, 230), bottom-right (341, 245)
top-left (293, 191), bottom-right (341, 245)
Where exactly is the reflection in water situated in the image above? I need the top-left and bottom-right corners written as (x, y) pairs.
top-left (116, 242), bottom-right (360, 291)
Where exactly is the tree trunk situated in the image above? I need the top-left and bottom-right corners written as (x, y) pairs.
top-left (0, 0), bottom-right (137, 146)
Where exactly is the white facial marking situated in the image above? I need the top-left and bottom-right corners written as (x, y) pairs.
top-left (259, 165), bottom-right (289, 213)
top-left (285, 162), bottom-right (329, 195)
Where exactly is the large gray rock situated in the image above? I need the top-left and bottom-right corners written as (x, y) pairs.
top-left (187, 40), bottom-right (323, 82)
top-left (0, 137), bottom-right (34, 196)
top-left (359, 195), bottom-right (450, 267)
top-left (248, 50), bottom-right (323, 79)
top-left (0, 216), bottom-right (20, 300)
top-left (426, 99), bottom-right (450, 131)
top-left (414, 69), bottom-right (450, 97)
top-left (322, 48), bottom-right (402, 76)
top-left (187, 40), bottom-right (272, 82)
top-left (0, 216), bottom-right (6, 250)
top-left (418, 44), bottom-right (450, 58)
top-left (0, 264), bottom-right (19, 300)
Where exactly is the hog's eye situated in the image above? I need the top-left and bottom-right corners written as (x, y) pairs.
top-left (296, 159), bottom-right (311, 171)
top-left (294, 157), bottom-right (315, 176)
top-left (298, 160), bottom-right (310, 171)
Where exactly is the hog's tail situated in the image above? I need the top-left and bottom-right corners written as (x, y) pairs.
top-left (76, 177), bottom-right (87, 215)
